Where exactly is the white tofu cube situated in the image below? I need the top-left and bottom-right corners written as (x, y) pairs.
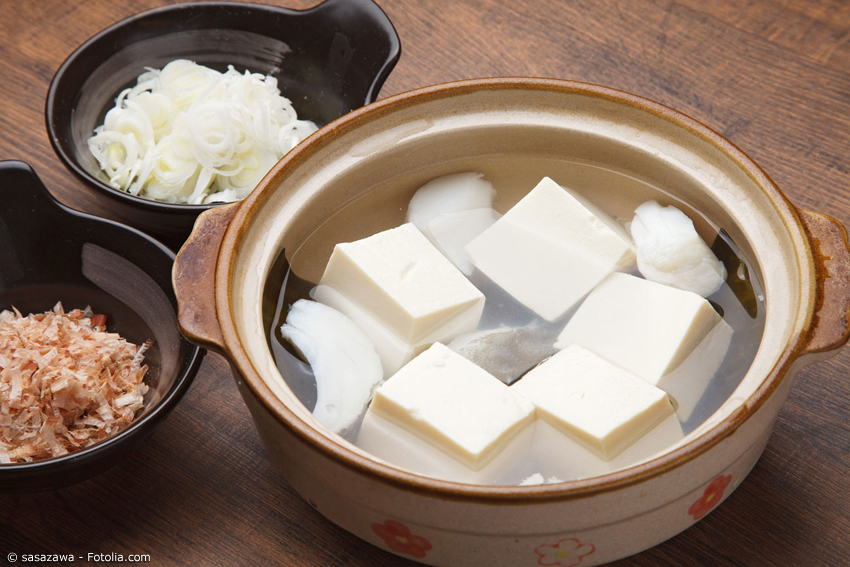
top-left (358, 343), bottom-right (536, 473)
top-left (513, 344), bottom-right (675, 460)
top-left (531, 413), bottom-right (684, 480)
top-left (554, 272), bottom-right (728, 420)
top-left (318, 223), bottom-right (485, 344)
top-left (465, 177), bottom-right (635, 322)
top-left (357, 409), bottom-right (536, 484)
top-left (653, 317), bottom-right (734, 422)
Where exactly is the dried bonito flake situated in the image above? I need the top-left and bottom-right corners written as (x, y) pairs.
top-left (0, 302), bottom-right (150, 463)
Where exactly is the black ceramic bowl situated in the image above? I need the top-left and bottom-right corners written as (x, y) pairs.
top-left (0, 161), bottom-right (204, 491)
top-left (45, 0), bottom-right (401, 250)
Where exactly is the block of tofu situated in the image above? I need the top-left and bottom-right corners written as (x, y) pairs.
top-left (554, 273), bottom-right (727, 417)
top-left (531, 412), bottom-right (684, 480)
top-left (319, 223), bottom-right (485, 344)
top-left (357, 407), bottom-right (536, 484)
top-left (653, 317), bottom-right (734, 422)
top-left (359, 343), bottom-right (536, 472)
top-left (513, 344), bottom-right (676, 460)
top-left (465, 177), bottom-right (635, 322)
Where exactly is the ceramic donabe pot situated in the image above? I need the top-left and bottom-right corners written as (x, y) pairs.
top-left (172, 78), bottom-right (850, 566)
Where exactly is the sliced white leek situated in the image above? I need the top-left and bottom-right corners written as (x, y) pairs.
top-left (407, 172), bottom-right (496, 239)
top-left (406, 172), bottom-right (498, 273)
top-left (280, 300), bottom-right (384, 434)
top-left (88, 59), bottom-right (317, 204)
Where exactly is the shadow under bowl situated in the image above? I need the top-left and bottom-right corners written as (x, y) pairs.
top-left (0, 160), bottom-right (205, 491)
top-left (45, 0), bottom-right (401, 250)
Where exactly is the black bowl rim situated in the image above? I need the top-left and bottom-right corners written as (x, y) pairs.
top-left (44, 0), bottom-right (402, 215)
top-left (0, 160), bottom-right (206, 474)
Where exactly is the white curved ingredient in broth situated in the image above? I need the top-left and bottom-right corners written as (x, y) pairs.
top-left (427, 208), bottom-right (500, 276)
top-left (88, 59), bottom-right (317, 204)
top-left (407, 172), bottom-right (498, 274)
top-left (407, 172), bottom-right (496, 237)
top-left (629, 200), bottom-right (727, 297)
top-left (280, 299), bottom-right (383, 434)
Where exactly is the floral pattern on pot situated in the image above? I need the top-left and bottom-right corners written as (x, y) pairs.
top-left (371, 519), bottom-right (432, 559)
top-left (689, 474), bottom-right (733, 521)
top-left (534, 538), bottom-right (596, 567)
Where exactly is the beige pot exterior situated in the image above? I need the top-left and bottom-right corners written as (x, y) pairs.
top-left (237, 363), bottom-right (786, 566)
top-left (234, 356), bottom-right (792, 566)
top-left (174, 79), bottom-right (850, 567)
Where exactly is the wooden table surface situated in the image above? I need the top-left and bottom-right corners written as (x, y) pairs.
top-left (1, 0), bottom-right (849, 565)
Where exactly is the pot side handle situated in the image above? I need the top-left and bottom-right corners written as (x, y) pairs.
top-left (172, 203), bottom-right (239, 355)
top-left (796, 207), bottom-right (850, 355)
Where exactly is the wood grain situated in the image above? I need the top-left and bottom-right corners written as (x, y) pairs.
top-left (1, 1), bottom-right (848, 566)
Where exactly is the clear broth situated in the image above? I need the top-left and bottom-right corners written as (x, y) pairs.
top-left (266, 156), bottom-right (766, 478)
